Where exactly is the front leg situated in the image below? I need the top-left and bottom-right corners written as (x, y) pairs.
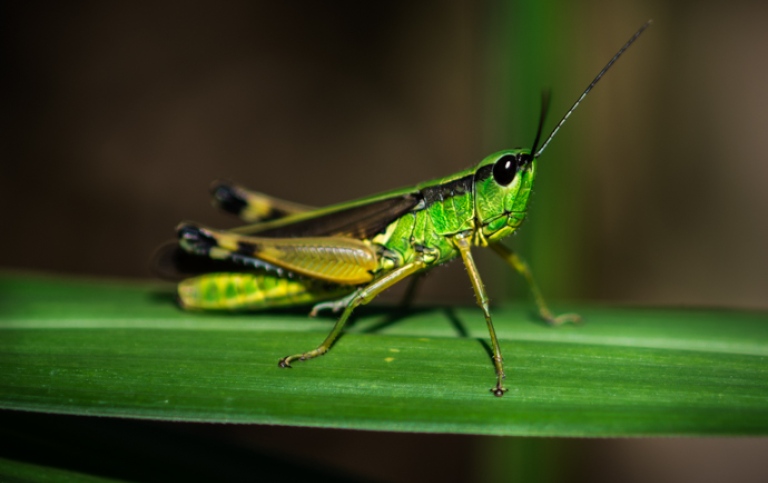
top-left (490, 243), bottom-right (581, 326)
top-left (454, 236), bottom-right (507, 397)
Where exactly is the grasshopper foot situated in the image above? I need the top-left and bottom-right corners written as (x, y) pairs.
top-left (278, 347), bottom-right (327, 368)
top-left (491, 384), bottom-right (508, 397)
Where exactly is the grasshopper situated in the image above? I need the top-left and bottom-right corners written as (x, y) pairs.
top-left (156, 22), bottom-right (650, 396)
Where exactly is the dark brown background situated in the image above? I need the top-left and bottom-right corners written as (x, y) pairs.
top-left (3, 1), bottom-right (768, 309)
top-left (2, 1), bottom-right (767, 482)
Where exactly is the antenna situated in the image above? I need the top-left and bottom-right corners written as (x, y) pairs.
top-left (529, 89), bottom-right (551, 159)
top-left (534, 20), bottom-right (652, 159)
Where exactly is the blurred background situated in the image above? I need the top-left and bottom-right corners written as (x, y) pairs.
top-left (1, 0), bottom-right (767, 481)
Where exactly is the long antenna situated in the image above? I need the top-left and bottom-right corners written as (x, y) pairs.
top-left (534, 20), bottom-right (652, 159)
top-left (529, 89), bottom-right (551, 159)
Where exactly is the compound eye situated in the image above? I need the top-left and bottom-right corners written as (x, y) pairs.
top-left (492, 154), bottom-right (520, 186)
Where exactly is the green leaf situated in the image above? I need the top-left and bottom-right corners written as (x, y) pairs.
top-left (1, 272), bottom-right (767, 436)
top-left (0, 457), bottom-right (124, 483)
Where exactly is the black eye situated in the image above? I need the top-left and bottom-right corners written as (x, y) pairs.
top-left (492, 154), bottom-right (521, 186)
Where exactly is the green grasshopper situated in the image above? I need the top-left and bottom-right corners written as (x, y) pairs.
top-left (156, 22), bottom-right (650, 396)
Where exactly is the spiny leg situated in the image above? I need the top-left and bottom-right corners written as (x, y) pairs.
top-left (454, 236), bottom-right (507, 397)
top-left (279, 258), bottom-right (426, 367)
top-left (309, 289), bottom-right (361, 317)
top-left (490, 243), bottom-right (581, 326)
top-left (310, 261), bottom-right (424, 318)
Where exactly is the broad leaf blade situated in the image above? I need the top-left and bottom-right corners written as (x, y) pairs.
top-left (1, 272), bottom-right (767, 436)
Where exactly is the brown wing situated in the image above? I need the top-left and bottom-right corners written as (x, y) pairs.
top-left (232, 193), bottom-right (421, 239)
top-left (155, 190), bottom-right (421, 280)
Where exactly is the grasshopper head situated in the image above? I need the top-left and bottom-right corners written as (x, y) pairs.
top-left (473, 149), bottom-right (536, 244)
